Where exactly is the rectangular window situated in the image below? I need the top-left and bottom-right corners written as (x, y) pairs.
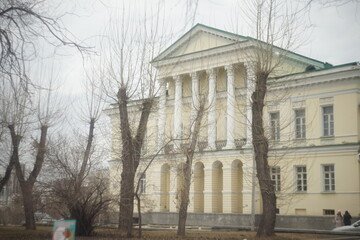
top-left (323, 106), bottom-right (334, 136)
top-left (270, 112), bottom-right (280, 141)
top-left (296, 166), bottom-right (307, 192)
top-left (295, 109), bottom-right (306, 139)
top-left (323, 209), bottom-right (335, 215)
top-left (323, 165), bottom-right (335, 192)
top-left (271, 167), bottom-right (281, 192)
top-left (139, 174), bottom-right (146, 194)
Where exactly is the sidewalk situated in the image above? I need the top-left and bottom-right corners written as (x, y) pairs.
top-left (211, 226), bottom-right (360, 237)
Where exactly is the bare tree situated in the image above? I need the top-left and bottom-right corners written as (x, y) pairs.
top-left (0, 0), bottom-right (85, 197)
top-left (0, 0), bottom-right (86, 86)
top-left (1, 68), bottom-right (60, 230)
top-left (41, 63), bottom-right (110, 236)
top-left (237, 0), bottom-right (308, 237)
top-left (98, 2), bottom-right (169, 237)
top-left (177, 97), bottom-right (206, 236)
top-left (133, 138), bottom-right (172, 238)
top-left (44, 133), bottom-right (111, 236)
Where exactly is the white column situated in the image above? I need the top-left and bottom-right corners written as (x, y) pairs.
top-left (157, 79), bottom-right (167, 153)
top-left (244, 62), bottom-right (256, 147)
top-left (207, 68), bottom-right (217, 150)
top-left (190, 72), bottom-right (200, 132)
top-left (173, 75), bottom-right (183, 149)
top-left (224, 65), bottom-right (235, 149)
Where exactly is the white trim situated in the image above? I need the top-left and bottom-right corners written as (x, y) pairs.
top-left (268, 144), bottom-right (358, 155)
top-left (270, 65), bottom-right (360, 89)
top-left (319, 97), bottom-right (333, 104)
top-left (153, 25), bottom-right (247, 62)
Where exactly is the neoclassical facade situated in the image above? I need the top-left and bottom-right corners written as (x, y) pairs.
top-left (106, 24), bottom-right (360, 218)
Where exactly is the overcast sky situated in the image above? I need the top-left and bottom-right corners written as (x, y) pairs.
top-left (49, 0), bottom-right (359, 96)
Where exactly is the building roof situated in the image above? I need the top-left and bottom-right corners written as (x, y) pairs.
top-left (271, 61), bottom-right (359, 81)
top-left (152, 23), bottom-right (328, 69)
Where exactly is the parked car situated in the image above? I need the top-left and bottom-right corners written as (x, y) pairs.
top-left (333, 220), bottom-right (360, 232)
top-left (35, 212), bottom-right (55, 225)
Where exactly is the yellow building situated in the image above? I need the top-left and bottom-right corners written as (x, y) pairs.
top-left (106, 24), bottom-right (360, 224)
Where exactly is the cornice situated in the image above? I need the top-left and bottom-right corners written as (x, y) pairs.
top-left (143, 142), bottom-right (359, 163)
top-left (269, 65), bottom-right (360, 91)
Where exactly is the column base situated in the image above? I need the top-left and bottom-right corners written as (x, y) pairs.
top-left (243, 142), bottom-right (253, 149)
top-left (205, 145), bottom-right (216, 151)
top-left (223, 143), bottom-right (235, 150)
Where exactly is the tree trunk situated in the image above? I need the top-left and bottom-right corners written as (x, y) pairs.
top-left (117, 87), bottom-right (153, 238)
top-left (135, 192), bottom-right (142, 238)
top-left (177, 101), bottom-right (204, 236)
top-left (70, 203), bottom-right (94, 236)
top-left (119, 168), bottom-right (135, 237)
top-left (177, 162), bottom-right (191, 236)
top-left (251, 71), bottom-right (276, 237)
top-left (0, 126), bottom-right (20, 193)
top-left (22, 186), bottom-right (36, 230)
top-left (10, 125), bottom-right (48, 230)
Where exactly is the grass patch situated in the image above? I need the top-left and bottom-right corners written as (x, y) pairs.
top-left (0, 225), bottom-right (343, 239)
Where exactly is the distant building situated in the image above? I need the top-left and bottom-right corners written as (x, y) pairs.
top-left (0, 167), bottom-right (21, 207)
top-left (106, 24), bottom-right (360, 220)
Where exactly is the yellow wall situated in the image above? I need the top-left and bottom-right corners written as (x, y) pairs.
top-left (106, 27), bottom-right (360, 217)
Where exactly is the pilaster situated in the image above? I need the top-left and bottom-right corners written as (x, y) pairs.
top-left (222, 167), bottom-right (232, 213)
top-left (203, 167), bottom-right (213, 212)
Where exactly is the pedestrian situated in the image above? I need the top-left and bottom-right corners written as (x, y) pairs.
top-left (335, 210), bottom-right (343, 227)
top-left (343, 210), bottom-right (352, 226)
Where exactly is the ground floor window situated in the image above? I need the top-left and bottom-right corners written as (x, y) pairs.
top-left (296, 166), bottom-right (307, 192)
top-left (323, 209), bottom-right (335, 215)
top-left (271, 167), bottom-right (281, 192)
top-left (323, 165), bottom-right (335, 192)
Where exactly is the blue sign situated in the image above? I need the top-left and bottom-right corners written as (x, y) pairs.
top-left (52, 220), bottom-right (76, 240)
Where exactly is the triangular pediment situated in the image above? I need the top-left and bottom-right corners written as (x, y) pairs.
top-left (152, 24), bottom-right (249, 62)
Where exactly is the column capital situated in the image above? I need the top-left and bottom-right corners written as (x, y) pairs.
top-left (244, 61), bottom-right (256, 68)
top-left (206, 68), bottom-right (218, 77)
top-left (190, 71), bottom-right (199, 79)
top-left (173, 75), bottom-right (183, 82)
top-left (224, 64), bottom-right (235, 74)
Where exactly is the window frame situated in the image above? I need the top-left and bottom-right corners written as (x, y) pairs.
top-left (270, 112), bottom-right (280, 141)
top-left (294, 109), bottom-right (306, 139)
top-left (323, 209), bottom-right (335, 215)
top-left (139, 173), bottom-right (146, 194)
top-left (271, 166), bottom-right (281, 192)
top-left (295, 166), bottom-right (307, 192)
top-left (322, 164), bottom-right (335, 192)
top-left (322, 105), bottom-right (334, 137)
